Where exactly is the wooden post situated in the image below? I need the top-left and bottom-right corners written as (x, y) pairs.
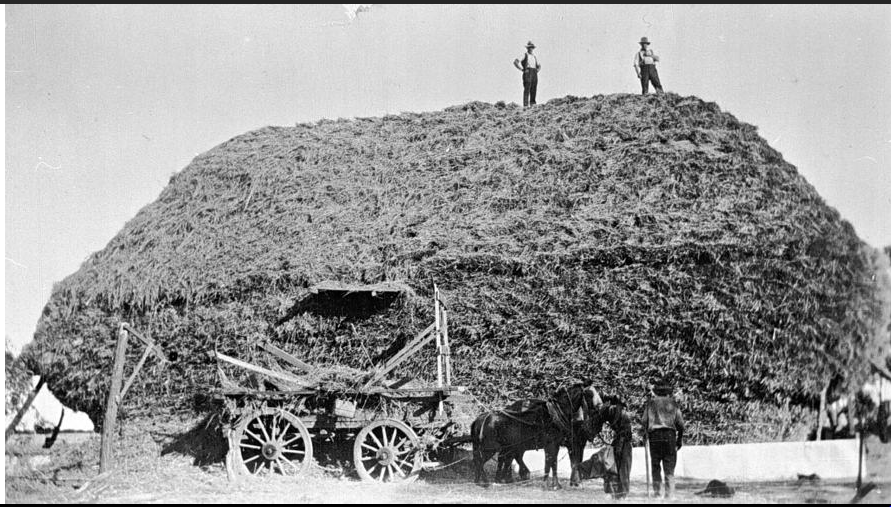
top-left (434, 286), bottom-right (444, 389)
top-left (442, 307), bottom-right (451, 386)
top-left (433, 286), bottom-right (444, 415)
top-left (100, 324), bottom-right (129, 473)
top-left (5, 376), bottom-right (46, 441)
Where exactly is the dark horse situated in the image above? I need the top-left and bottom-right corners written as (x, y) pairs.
top-left (471, 381), bottom-right (602, 488)
top-left (497, 393), bottom-right (617, 487)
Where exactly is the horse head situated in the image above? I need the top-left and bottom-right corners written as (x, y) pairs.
top-left (554, 380), bottom-right (603, 427)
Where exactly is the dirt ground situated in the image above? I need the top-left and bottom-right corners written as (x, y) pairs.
top-left (6, 425), bottom-right (891, 504)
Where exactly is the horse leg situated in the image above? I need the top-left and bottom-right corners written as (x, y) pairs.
top-left (474, 446), bottom-right (495, 486)
top-left (505, 453), bottom-right (516, 483)
top-left (546, 444), bottom-right (562, 489)
top-left (569, 443), bottom-right (580, 487)
top-left (495, 453), bottom-right (508, 483)
top-left (515, 452), bottom-right (530, 481)
top-left (497, 452), bottom-right (515, 483)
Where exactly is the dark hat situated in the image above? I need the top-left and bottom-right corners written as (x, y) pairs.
top-left (652, 379), bottom-right (673, 395)
top-left (525, 41), bottom-right (536, 48)
top-left (639, 37), bottom-right (650, 45)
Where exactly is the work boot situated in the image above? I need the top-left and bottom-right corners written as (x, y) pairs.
top-left (653, 482), bottom-right (663, 498)
top-left (666, 475), bottom-right (676, 499)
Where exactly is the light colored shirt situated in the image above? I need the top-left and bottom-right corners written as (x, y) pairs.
top-left (633, 49), bottom-right (660, 71)
top-left (641, 395), bottom-right (685, 436)
top-left (520, 52), bottom-right (539, 70)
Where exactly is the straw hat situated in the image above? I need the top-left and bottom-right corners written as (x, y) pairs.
top-left (639, 37), bottom-right (650, 45)
top-left (525, 41), bottom-right (536, 49)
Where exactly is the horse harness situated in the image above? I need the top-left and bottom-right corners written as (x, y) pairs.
top-left (479, 385), bottom-right (587, 444)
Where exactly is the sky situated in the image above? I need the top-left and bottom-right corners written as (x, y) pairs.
top-left (5, 4), bottom-right (891, 354)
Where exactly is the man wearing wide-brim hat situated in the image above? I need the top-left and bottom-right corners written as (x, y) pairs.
top-left (641, 379), bottom-right (685, 498)
top-left (633, 36), bottom-right (664, 94)
top-left (513, 41), bottom-right (541, 107)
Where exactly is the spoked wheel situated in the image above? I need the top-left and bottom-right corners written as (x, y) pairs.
top-left (231, 408), bottom-right (313, 477)
top-left (353, 419), bottom-right (423, 483)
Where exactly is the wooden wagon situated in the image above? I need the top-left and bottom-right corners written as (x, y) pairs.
top-left (215, 285), bottom-right (468, 483)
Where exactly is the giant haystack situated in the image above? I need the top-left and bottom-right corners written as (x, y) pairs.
top-left (23, 94), bottom-right (890, 443)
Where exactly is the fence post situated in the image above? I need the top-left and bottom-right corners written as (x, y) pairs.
top-left (100, 323), bottom-right (129, 473)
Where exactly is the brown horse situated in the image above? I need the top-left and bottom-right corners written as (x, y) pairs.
top-left (471, 381), bottom-right (601, 488)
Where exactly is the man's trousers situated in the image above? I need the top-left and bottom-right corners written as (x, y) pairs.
top-left (523, 69), bottom-right (538, 106)
top-left (640, 64), bottom-right (663, 94)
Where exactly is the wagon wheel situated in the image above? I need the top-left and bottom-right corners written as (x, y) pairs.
top-left (353, 419), bottom-right (423, 483)
top-left (230, 408), bottom-right (313, 477)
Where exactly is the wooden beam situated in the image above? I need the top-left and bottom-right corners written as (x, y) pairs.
top-left (364, 331), bottom-right (434, 387)
top-left (5, 377), bottom-right (46, 441)
top-left (214, 351), bottom-right (314, 388)
top-left (121, 323), bottom-right (168, 363)
top-left (100, 325), bottom-right (129, 472)
top-left (380, 324), bottom-right (435, 371)
top-left (387, 377), bottom-right (413, 389)
top-left (258, 342), bottom-right (316, 373)
top-left (218, 386), bottom-right (464, 396)
top-left (363, 325), bottom-right (435, 388)
top-left (119, 345), bottom-right (153, 401)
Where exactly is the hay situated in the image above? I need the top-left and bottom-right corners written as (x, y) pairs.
top-left (22, 93), bottom-right (890, 443)
top-left (6, 350), bottom-right (33, 416)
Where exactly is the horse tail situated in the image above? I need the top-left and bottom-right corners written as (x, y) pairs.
top-left (471, 412), bottom-right (492, 451)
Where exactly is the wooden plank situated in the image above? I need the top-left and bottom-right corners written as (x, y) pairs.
top-left (310, 280), bottom-right (407, 294)
top-left (387, 377), bottom-right (413, 389)
top-left (258, 342), bottom-right (316, 373)
top-left (362, 325), bottom-right (435, 388)
top-left (381, 323), bottom-right (436, 371)
top-left (119, 345), bottom-right (152, 400)
top-left (362, 324), bottom-right (434, 388)
top-left (5, 377), bottom-right (46, 441)
top-left (216, 386), bottom-right (465, 397)
top-left (214, 351), bottom-right (315, 388)
top-left (100, 325), bottom-right (129, 472)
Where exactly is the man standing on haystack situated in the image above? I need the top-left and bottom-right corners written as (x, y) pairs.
top-left (641, 380), bottom-right (685, 498)
top-left (634, 36), bottom-right (664, 94)
top-left (513, 41), bottom-right (541, 107)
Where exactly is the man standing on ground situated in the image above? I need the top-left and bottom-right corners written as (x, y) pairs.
top-left (513, 41), bottom-right (541, 107)
top-left (634, 36), bottom-right (664, 94)
top-left (641, 380), bottom-right (685, 498)
top-left (602, 398), bottom-right (633, 499)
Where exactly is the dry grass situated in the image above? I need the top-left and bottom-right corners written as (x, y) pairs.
top-left (21, 93), bottom-right (891, 443)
